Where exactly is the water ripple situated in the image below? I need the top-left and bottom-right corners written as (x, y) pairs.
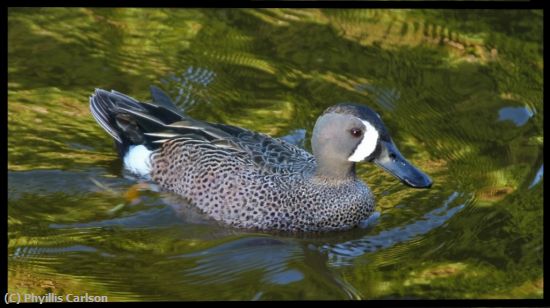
top-left (173, 237), bottom-right (303, 286)
top-left (322, 191), bottom-right (467, 267)
top-left (528, 164), bottom-right (543, 189)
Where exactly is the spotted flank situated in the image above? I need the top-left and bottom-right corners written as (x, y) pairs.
top-left (90, 88), bottom-right (432, 232)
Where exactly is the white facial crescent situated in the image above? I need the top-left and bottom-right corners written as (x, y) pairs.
top-left (348, 120), bottom-right (379, 162)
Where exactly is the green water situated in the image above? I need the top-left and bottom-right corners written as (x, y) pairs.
top-left (8, 8), bottom-right (543, 300)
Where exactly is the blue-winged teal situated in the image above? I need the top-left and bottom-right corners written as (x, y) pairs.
top-left (90, 88), bottom-right (432, 232)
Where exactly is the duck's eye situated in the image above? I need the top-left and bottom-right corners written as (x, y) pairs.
top-left (350, 128), bottom-right (363, 138)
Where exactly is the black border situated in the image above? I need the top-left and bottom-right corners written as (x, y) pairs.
top-left (4, 1), bottom-right (546, 305)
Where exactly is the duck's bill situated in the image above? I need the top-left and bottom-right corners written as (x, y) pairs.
top-left (373, 140), bottom-right (433, 188)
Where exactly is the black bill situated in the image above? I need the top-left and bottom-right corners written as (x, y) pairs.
top-left (373, 139), bottom-right (433, 188)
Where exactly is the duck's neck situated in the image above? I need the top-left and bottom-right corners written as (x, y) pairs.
top-left (313, 160), bottom-right (356, 181)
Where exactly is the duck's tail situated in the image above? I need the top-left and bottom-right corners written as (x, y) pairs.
top-left (90, 87), bottom-right (248, 177)
top-left (89, 87), bottom-right (184, 176)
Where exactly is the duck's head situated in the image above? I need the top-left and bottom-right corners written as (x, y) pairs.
top-left (311, 103), bottom-right (432, 188)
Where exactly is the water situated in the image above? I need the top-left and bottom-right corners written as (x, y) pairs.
top-left (8, 8), bottom-right (543, 300)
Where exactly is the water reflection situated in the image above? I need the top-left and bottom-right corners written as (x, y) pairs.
top-left (49, 206), bottom-right (183, 230)
top-left (12, 245), bottom-right (99, 259)
top-left (280, 129), bottom-right (307, 148)
top-left (8, 170), bottom-right (107, 199)
top-left (498, 106), bottom-right (534, 127)
top-left (528, 164), bottom-right (543, 189)
top-left (322, 192), bottom-right (467, 267)
top-left (360, 84), bottom-right (399, 111)
top-left (160, 66), bottom-right (216, 111)
top-left (175, 237), bottom-right (303, 286)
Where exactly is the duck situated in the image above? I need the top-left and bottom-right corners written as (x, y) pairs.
top-left (90, 87), bottom-right (432, 232)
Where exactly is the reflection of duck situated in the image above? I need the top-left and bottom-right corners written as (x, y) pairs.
top-left (90, 88), bottom-right (432, 232)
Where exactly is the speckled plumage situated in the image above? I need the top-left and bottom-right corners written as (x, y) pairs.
top-left (150, 137), bottom-right (374, 232)
top-left (90, 87), bottom-right (431, 232)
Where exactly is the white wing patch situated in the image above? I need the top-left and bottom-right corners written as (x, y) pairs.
top-left (124, 145), bottom-right (152, 177)
top-left (348, 120), bottom-right (379, 162)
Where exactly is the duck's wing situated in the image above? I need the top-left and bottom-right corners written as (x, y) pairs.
top-left (159, 121), bottom-right (316, 176)
top-left (210, 123), bottom-right (316, 176)
top-left (91, 88), bottom-right (315, 176)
